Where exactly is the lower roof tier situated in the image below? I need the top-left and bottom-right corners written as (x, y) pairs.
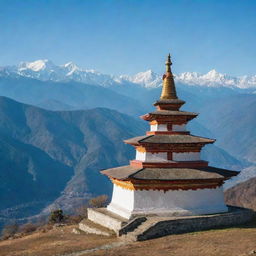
top-left (101, 165), bottom-right (239, 181)
top-left (124, 134), bottom-right (215, 146)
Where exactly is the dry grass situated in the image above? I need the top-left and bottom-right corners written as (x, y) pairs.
top-left (0, 218), bottom-right (255, 256)
top-left (0, 225), bottom-right (115, 256)
top-left (91, 218), bottom-right (256, 256)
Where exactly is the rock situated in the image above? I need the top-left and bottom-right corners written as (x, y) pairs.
top-left (53, 223), bottom-right (67, 229)
top-left (72, 228), bottom-right (82, 234)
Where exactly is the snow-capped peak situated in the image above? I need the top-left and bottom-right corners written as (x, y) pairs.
top-left (123, 69), bottom-right (256, 89)
top-left (175, 69), bottom-right (239, 88)
top-left (12, 59), bottom-right (118, 86)
top-left (61, 62), bottom-right (81, 76)
top-left (19, 59), bottom-right (56, 72)
top-left (120, 69), bottom-right (162, 88)
top-left (62, 62), bottom-right (80, 71)
top-left (205, 69), bottom-right (219, 77)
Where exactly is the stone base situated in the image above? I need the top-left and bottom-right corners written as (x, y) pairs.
top-left (87, 208), bottom-right (128, 234)
top-left (79, 219), bottom-right (115, 237)
top-left (81, 206), bottom-right (255, 241)
top-left (132, 206), bottom-right (255, 241)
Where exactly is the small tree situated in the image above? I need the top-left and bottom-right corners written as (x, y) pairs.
top-left (89, 195), bottom-right (108, 208)
top-left (49, 209), bottom-right (65, 224)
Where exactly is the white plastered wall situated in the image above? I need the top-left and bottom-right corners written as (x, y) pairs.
top-left (173, 152), bottom-right (200, 161)
top-left (136, 151), bottom-right (168, 162)
top-left (107, 184), bottom-right (228, 219)
top-left (150, 124), bottom-right (168, 131)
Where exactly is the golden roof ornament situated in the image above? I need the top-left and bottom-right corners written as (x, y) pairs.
top-left (160, 54), bottom-right (178, 100)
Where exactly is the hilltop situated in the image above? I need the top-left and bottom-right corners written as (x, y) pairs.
top-left (225, 177), bottom-right (256, 211)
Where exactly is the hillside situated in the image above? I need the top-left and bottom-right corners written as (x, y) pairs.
top-left (0, 70), bottom-right (255, 169)
top-left (225, 177), bottom-right (256, 210)
top-left (0, 96), bottom-right (147, 228)
top-left (0, 76), bottom-right (146, 115)
top-left (196, 94), bottom-right (256, 164)
top-left (0, 96), bottom-right (245, 229)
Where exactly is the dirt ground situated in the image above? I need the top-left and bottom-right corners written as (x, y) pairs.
top-left (0, 225), bottom-right (115, 256)
top-left (1, 219), bottom-right (256, 256)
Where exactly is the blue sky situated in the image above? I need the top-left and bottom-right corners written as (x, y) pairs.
top-left (0, 0), bottom-right (256, 76)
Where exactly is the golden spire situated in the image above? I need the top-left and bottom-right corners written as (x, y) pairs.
top-left (160, 54), bottom-right (177, 100)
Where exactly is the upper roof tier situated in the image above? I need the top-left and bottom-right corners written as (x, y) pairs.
top-left (141, 110), bottom-right (198, 122)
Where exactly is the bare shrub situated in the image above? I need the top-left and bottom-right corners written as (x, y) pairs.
top-left (1, 223), bottom-right (19, 239)
top-left (66, 215), bottom-right (83, 224)
top-left (19, 223), bottom-right (38, 234)
top-left (37, 224), bottom-right (54, 233)
top-left (89, 195), bottom-right (108, 208)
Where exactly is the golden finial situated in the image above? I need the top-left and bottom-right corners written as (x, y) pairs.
top-left (166, 53), bottom-right (172, 72)
top-left (160, 54), bottom-right (177, 100)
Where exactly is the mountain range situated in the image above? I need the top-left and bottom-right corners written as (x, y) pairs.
top-left (2, 59), bottom-right (256, 89)
top-left (0, 59), bottom-right (255, 229)
top-left (0, 97), bottom-right (147, 229)
top-left (0, 95), bottom-right (250, 228)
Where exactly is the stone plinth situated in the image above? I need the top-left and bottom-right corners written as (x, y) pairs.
top-left (87, 208), bottom-right (128, 234)
top-left (81, 206), bottom-right (255, 241)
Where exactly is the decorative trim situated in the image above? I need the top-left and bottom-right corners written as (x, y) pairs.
top-left (130, 160), bottom-right (208, 168)
top-left (167, 152), bottom-right (173, 160)
top-left (140, 148), bottom-right (201, 153)
top-left (136, 146), bottom-right (146, 153)
top-left (146, 131), bottom-right (190, 135)
top-left (142, 115), bottom-right (196, 123)
top-left (155, 104), bottom-right (184, 111)
top-left (150, 120), bottom-right (158, 125)
top-left (111, 178), bottom-right (223, 192)
top-left (167, 123), bottom-right (172, 130)
top-left (150, 120), bottom-right (187, 125)
top-left (136, 148), bottom-right (201, 156)
top-left (130, 143), bottom-right (203, 152)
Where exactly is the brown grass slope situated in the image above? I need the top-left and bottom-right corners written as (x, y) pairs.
top-left (0, 218), bottom-right (255, 256)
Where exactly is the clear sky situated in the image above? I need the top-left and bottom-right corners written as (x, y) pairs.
top-left (0, 0), bottom-right (256, 76)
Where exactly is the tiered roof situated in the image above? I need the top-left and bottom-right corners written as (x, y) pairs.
top-left (102, 165), bottom-right (238, 180)
top-left (101, 54), bottom-right (238, 186)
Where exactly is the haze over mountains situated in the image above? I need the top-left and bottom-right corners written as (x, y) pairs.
top-left (0, 59), bottom-right (255, 228)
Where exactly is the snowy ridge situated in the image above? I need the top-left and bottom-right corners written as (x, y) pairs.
top-left (120, 70), bottom-right (162, 88)
top-left (6, 59), bottom-right (118, 87)
top-left (1, 59), bottom-right (256, 89)
top-left (125, 69), bottom-right (256, 89)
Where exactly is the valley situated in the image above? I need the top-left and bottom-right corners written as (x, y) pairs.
top-left (0, 64), bottom-right (255, 230)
